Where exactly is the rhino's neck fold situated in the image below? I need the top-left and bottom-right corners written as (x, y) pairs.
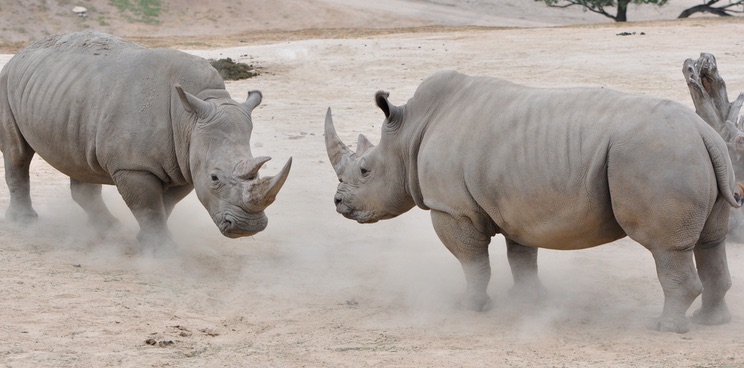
top-left (402, 107), bottom-right (429, 211)
top-left (171, 98), bottom-right (199, 184)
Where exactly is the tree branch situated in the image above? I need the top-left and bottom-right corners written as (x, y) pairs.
top-left (678, 0), bottom-right (742, 18)
top-left (544, 0), bottom-right (617, 20)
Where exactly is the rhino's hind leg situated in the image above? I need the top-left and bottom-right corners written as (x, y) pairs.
top-left (431, 210), bottom-right (493, 311)
top-left (647, 247), bottom-right (702, 333)
top-left (691, 238), bottom-right (732, 326)
top-left (3, 147), bottom-right (38, 223)
top-left (505, 239), bottom-right (546, 302)
top-left (70, 179), bottom-right (120, 234)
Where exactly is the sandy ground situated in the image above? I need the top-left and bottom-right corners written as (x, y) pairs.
top-left (2, 16), bottom-right (744, 368)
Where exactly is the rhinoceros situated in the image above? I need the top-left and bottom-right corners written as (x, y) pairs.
top-left (325, 70), bottom-right (742, 333)
top-left (0, 31), bottom-right (291, 246)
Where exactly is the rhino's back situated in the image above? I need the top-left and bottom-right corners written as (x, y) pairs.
top-left (413, 71), bottom-right (716, 249)
top-left (1, 31), bottom-right (224, 184)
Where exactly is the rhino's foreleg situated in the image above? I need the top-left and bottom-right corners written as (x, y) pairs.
top-left (692, 238), bottom-right (732, 326)
top-left (505, 239), bottom-right (546, 301)
top-left (3, 148), bottom-right (38, 223)
top-left (431, 210), bottom-right (492, 311)
top-left (112, 171), bottom-right (173, 247)
top-left (70, 179), bottom-right (120, 234)
top-left (162, 185), bottom-right (193, 218)
top-left (648, 247), bottom-right (702, 333)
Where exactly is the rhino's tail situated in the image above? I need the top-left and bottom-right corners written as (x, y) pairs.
top-left (702, 130), bottom-right (742, 208)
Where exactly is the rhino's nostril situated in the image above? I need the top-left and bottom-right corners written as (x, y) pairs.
top-left (334, 196), bottom-right (342, 206)
top-left (224, 215), bottom-right (235, 230)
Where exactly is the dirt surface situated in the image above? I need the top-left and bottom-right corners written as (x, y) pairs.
top-left (2, 13), bottom-right (744, 368)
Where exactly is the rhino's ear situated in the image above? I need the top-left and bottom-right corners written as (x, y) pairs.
top-left (375, 91), bottom-right (392, 118)
top-left (375, 90), bottom-right (402, 124)
top-left (244, 90), bottom-right (262, 113)
top-left (176, 85), bottom-right (213, 120)
top-left (356, 134), bottom-right (374, 155)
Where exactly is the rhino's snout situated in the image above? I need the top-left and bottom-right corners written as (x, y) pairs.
top-left (333, 194), bottom-right (379, 223)
top-left (334, 193), bottom-right (353, 217)
top-left (219, 212), bottom-right (268, 238)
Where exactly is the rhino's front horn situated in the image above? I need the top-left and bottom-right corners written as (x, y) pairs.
top-left (324, 107), bottom-right (353, 175)
top-left (244, 157), bottom-right (293, 212)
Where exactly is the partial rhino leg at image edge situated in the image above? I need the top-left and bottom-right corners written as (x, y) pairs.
top-left (2, 149), bottom-right (37, 223)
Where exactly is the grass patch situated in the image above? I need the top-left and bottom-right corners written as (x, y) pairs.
top-left (110, 0), bottom-right (161, 24)
top-left (209, 58), bottom-right (259, 80)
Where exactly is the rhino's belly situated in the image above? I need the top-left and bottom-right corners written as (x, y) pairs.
top-left (33, 146), bottom-right (114, 185)
top-left (21, 127), bottom-right (114, 185)
top-left (496, 207), bottom-right (626, 250)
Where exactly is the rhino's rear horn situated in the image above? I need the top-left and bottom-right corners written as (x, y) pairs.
top-left (244, 157), bottom-right (293, 211)
top-left (356, 134), bottom-right (374, 155)
top-left (244, 90), bottom-right (262, 112)
top-left (324, 107), bottom-right (353, 175)
top-left (234, 156), bottom-right (271, 180)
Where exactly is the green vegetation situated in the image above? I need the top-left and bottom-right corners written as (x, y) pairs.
top-left (209, 58), bottom-right (259, 80)
top-left (109, 0), bottom-right (161, 24)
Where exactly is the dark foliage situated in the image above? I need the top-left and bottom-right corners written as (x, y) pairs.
top-left (209, 58), bottom-right (259, 80)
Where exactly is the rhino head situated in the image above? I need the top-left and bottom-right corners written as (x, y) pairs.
top-left (324, 91), bottom-right (416, 223)
top-left (177, 86), bottom-right (292, 238)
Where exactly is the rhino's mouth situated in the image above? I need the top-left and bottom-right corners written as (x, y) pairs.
top-left (348, 213), bottom-right (379, 224)
top-left (217, 212), bottom-right (268, 238)
top-left (335, 194), bottom-right (396, 223)
top-left (339, 209), bottom-right (396, 224)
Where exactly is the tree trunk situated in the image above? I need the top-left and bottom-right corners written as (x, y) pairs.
top-left (615, 0), bottom-right (630, 21)
top-left (683, 53), bottom-right (744, 241)
top-left (683, 53), bottom-right (744, 145)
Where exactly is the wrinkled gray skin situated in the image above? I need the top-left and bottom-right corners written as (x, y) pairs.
top-left (325, 70), bottom-right (741, 333)
top-left (0, 31), bottom-right (291, 246)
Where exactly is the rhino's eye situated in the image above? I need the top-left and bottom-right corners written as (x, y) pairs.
top-left (210, 174), bottom-right (219, 182)
top-left (360, 167), bottom-right (370, 177)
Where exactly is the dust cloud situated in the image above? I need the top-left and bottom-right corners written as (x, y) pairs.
top-left (22, 164), bottom-right (670, 336)
top-left (15, 155), bottom-right (666, 338)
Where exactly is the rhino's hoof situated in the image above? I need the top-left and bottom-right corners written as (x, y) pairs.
top-left (462, 294), bottom-right (493, 312)
top-left (136, 230), bottom-right (177, 252)
top-left (6, 207), bottom-right (38, 224)
top-left (692, 304), bottom-right (731, 325)
top-left (508, 283), bottom-right (548, 303)
top-left (91, 215), bottom-right (121, 234)
top-left (646, 317), bottom-right (690, 334)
